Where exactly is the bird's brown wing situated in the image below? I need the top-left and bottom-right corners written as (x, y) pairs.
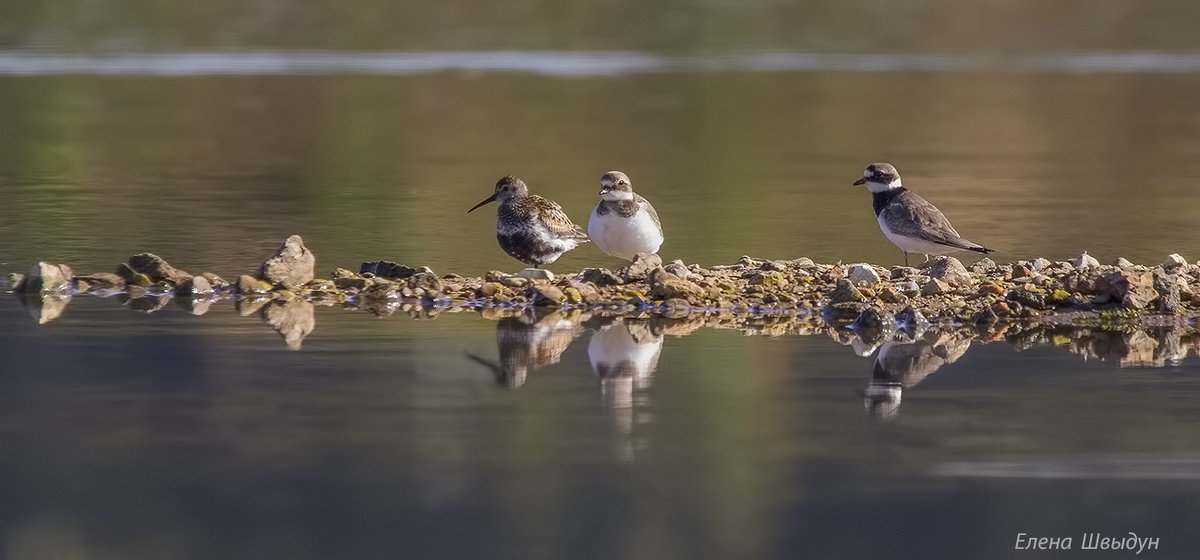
top-left (531, 195), bottom-right (589, 240)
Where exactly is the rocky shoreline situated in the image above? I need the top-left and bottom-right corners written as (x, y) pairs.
top-left (5, 235), bottom-right (1200, 331)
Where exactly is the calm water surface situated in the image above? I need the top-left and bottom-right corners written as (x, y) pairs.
top-left (2, 295), bottom-right (1200, 558)
top-left (4, 7), bottom-right (1200, 555)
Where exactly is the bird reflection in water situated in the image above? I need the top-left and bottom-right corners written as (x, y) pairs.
top-left (864, 330), bottom-right (972, 420)
top-left (467, 309), bottom-right (585, 388)
top-left (587, 316), bottom-right (663, 459)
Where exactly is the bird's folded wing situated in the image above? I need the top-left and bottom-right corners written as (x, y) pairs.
top-left (884, 193), bottom-right (976, 249)
top-left (533, 196), bottom-right (589, 239)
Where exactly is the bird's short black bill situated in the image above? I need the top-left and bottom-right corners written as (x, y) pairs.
top-left (468, 193), bottom-right (498, 213)
top-left (853, 178), bottom-right (866, 186)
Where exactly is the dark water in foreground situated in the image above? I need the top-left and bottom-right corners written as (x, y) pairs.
top-left (2, 293), bottom-right (1200, 559)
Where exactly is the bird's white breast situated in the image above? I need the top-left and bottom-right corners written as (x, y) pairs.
top-left (587, 324), bottom-right (663, 384)
top-left (588, 204), bottom-right (664, 261)
top-left (877, 214), bottom-right (956, 256)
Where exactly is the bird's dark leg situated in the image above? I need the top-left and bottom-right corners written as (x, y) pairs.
top-left (903, 252), bottom-right (909, 267)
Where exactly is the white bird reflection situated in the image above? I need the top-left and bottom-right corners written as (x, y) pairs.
top-left (587, 317), bottom-right (663, 460)
top-left (864, 330), bottom-right (972, 420)
top-left (588, 318), bottom-right (663, 409)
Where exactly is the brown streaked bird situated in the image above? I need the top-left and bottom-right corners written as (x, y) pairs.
top-left (853, 163), bottom-right (994, 266)
top-left (469, 175), bottom-right (589, 268)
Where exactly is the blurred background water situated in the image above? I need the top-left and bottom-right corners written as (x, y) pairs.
top-left (2, 1), bottom-right (1200, 558)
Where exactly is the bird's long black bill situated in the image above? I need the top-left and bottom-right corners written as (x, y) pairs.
top-left (468, 193), bottom-right (498, 213)
top-left (853, 178), bottom-right (866, 186)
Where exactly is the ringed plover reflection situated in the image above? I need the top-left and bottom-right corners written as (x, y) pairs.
top-left (469, 175), bottom-right (589, 268)
top-left (853, 163), bottom-right (993, 266)
top-left (587, 171), bottom-right (664, 261)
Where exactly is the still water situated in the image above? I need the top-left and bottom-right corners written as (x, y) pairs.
top-left (4, 10), bottom-right (1200, 556)
top-left (2, 294), bottom-right (1200, 559)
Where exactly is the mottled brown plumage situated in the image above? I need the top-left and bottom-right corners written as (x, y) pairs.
top-left (469, 176), bottom-right (588, 267)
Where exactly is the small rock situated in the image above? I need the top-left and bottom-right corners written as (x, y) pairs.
top-left (258, 235), bottom-right (315, 289)
top-left (923, 256), bottom-right (970, 286)
top-left (977, 282), bottom-right (1004, 296)
top-left (921, 278), bottom-right (951, 296)
top-left (122, 253), bottom-right (191, 284)
top-left (620, 253), bottom-right (663, 281)
top-left (1094, 269), bottom-right (1157, 308)
top-left (829, 279), bottom-right (867, 303)
top-left (479, 282), bottom-right (503, 297)
top-left (568, 281), bottom-right (601, 302)
top-left (895, 280), bottom-right (920, 295)
top-left (648, 267), bottom-right (707, 302)
top-left (1113, 257), bottom-right (1135, 268)
top-left (879, 286), bottom-right (908, 304)
top-left (530, 285), bottom-right (566, 306)
top-left (515, 268), bottom-right (555, 281)
top-left (175, 275), bottom-right (213, 297)
top-left (748, 270), bottom-right (787, 287)
top-left (788, 257), bottom-right (815, 268)
top-left (563, 287), bottom-right (583, 304)
top-left (665, 260), bottom-right (692, 279)
top-left (890, 266), bottom-right (920, 279)
top-left (1010, 263), bottom-right (1033, 279)
top-left (236, 274), bottom-right (272, 295)
top-left (407, 271), bottom-right (444, 292)
top-left (968, 258), bottom-right (998, 273)
top-left (1162, 253), bottom-right (1188, 273)
top-left (1007, 287), bottom-right (1046, 309)
top-left (334, 276), bottom-right (368, 290)
top-left (500, 276), bottom-right (529, 288)
top-left (760, 260), bottom-right (787, 272)
top-left (201, 273), bottom-right (231, 289)
top-left (16, 262), bottom-right (74, 294)
top-left (1070, 252), bottom-right (1101, 270)
top-left (847, 263), bottom-right (882, 285)
top-left (75, 272), bottom-right (125, 292)
top-left (579, 268), bottom-right (623, 286)
top-left (1029, 257), bottom-right (1052, 271)
top-left (1154, 270), bottom-right (1181, 314)
top-left (362, 282), bottom-right (401, 299)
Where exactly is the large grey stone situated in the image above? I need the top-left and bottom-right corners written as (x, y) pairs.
top-left (258, 235), bottom-right (315, 289)
top-left (620, 253), bottom-right (663, 281)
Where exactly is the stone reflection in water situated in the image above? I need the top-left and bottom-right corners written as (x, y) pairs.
top-left (262, 299), bottom-right (316, 350)
top-left (863, 330), bottom-right (973, 420)
top-left (467, 308), bottom-right (586, 388)
top-left (13, 292), bottom-right (72, 324)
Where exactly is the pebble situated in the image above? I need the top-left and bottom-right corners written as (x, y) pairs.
top-left (1071, 252), bottom-right (1100, 270)
top-left (848, 263), bottom-right (882, 285)
top-left (921, 278), bottom-right (951, 296)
